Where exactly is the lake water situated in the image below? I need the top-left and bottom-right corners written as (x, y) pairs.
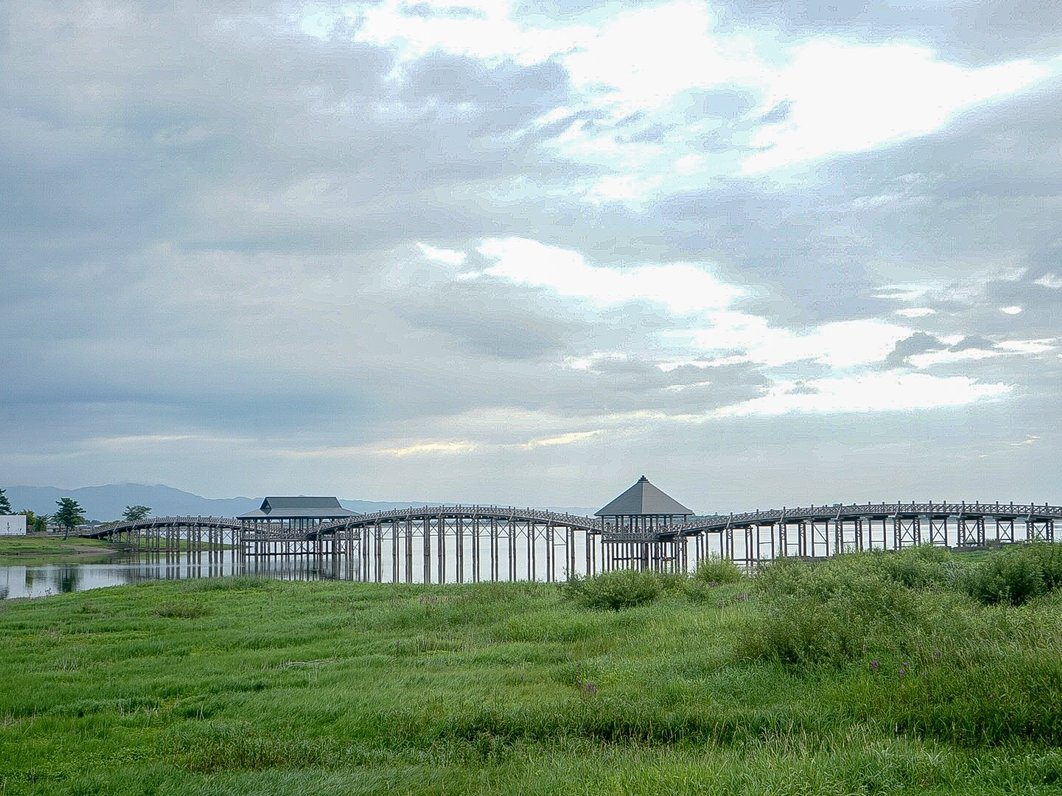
top-left (0, 532), bottom-right (712, 598)
top-left (4, 514), bottom-right (1026, 599)
top-left (0, 552), bottom-right (352, 600)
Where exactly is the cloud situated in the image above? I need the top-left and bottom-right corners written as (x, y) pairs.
top-left (1035, 273), bottom-right (1062, 289)
top-left (895, 307), bottom-right (936, 318)
top-left (3, 1), bottom-right (1061, 507)
top-left (714, 1), bottom-right (1062, 66)
top-left (417, 242), bottom-right (467, 266)
top-left (376, 440), bottom-right (480, 457)
top-left (716, 372), bottom-right (1011, 417)
top-left (745, 41), bottom-right (1046, 172)
top-left (682, 317), bottom-right (912, 368)
top-left (471, 237), bottom-right (743, 313)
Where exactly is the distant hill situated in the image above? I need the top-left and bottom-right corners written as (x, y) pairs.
top-left (2, 484), bottom-right (596, 522)
top-left (5, 484), bottom-right (258, 521)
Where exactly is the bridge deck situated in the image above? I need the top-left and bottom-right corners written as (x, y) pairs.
top-left (74, 499), bottom-right (1060, 584)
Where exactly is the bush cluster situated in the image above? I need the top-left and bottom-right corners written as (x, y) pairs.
top-left (964, 543), bottom-right (1062, 605)
top-left (743, 543), bottom-right (1062, 666)
top-left (742, 555), bottom-right (931, 665)
top-left (565, 569), bottom-right (662, 610)
top-left (692, 555), bottom-right (744, 586)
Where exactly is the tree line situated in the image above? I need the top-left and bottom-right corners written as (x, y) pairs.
top-left (0, 488), bottom-right (151, 535)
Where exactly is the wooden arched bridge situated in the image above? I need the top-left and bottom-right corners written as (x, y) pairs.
top-left (79, 499), bottom-right (1061, 584)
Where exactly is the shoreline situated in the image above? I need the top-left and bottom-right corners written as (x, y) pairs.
top-left (0, 534), bottom-right (123, 565)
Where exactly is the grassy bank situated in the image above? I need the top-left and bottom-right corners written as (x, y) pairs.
top-left (2, 547), bottom-right (1062, 794)
top-left (0, 535), bottom-right (120, 565)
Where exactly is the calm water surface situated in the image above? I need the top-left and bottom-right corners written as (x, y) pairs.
top-left (0, 552), bottom-right (349, 600)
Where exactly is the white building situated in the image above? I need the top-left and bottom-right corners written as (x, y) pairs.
top-left (0, 515), bottom-right (27, 536)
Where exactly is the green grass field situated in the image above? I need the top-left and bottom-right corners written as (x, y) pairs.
top-left (0, 535), bottom-right (120, 565)
top-left (2, 546), bottom-right (1062, 794)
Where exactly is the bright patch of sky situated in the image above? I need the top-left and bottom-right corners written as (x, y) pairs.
top-left (681, 317), bottom-right (911, 369)
top-left (453, 234), bottom-right (1044, 416)
top-left (744, 41), bottom-right (1046, 173)
top-left (417, 242), bottom-right (467, 266)
top-left (895, 307), bottom-right (936, 318)
top-left (470, 237), bottom-right (742, 313)
top-left (303, 0), bottom-right (1053, 198)
top-left (1035, 274), bottom-right (1062, 289)
top-left (716, 372), bottom-right (1011, 418)
top-left (376, 440), bottom-right (480, 457)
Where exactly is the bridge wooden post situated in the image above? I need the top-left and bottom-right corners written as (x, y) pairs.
top-left (509, 517), bottom-right (518, 581)
top-left (1026, 518), bottom-right (1053, 542)
top-left (567, 526), bottom-right (576, 579)
top-left (995, 516), bottom-right (1015, 545)
top-left (956, 515), bottom-right (984, 548)
top-left (490, 517), bottom-right (500, 582)
top-left (744, 525), bottom-right (756, 566)
top-left (455, 515), bottom-right (464, 584)
top-left (529, 521), bottom-right (537, 580)
top-left (373, 520), bottom-right (382, 583)
top-left (437, 515), bottom-right (446, 584)
top-left (389, 520), bottom-right (397, 583)
top-left (927, 514), bottom-right (948, 547)
top-left (421, 518), bottom-right (431, 584)
top-left (545, 522), bottom-right (554, 579)
top-left (469, 514), bottom-right (477, 582)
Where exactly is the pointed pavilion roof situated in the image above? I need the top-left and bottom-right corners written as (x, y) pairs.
top-left (595, 476), bottom-right (693, 517)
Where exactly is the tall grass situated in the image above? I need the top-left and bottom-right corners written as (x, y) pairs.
top-left (964, 543), bottom-right (1062, 605)
top-left (3, 546), bottom-right (1062, 793)
top-left (564, 568), bottom-right (662, 610)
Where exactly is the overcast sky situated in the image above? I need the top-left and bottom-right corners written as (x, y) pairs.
top-left (3, 1), bottom-right (1061, 512)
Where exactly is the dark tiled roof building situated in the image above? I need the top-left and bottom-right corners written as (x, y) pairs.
top-left (239, 496), bottom-right (357, 531)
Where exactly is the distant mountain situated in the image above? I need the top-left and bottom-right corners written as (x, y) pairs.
top-left (5, 484), bottom-right (259, 521)
top-left (3, 483), bottom-right (596, 521)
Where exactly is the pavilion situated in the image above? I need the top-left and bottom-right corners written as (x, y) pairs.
top-left (238, 496), bottom-right (357, 533)
top-left (595, 475), bottom-right (694, 537)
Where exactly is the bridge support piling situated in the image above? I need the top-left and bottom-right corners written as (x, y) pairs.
top-left (957, 516), bottom-right (985, 548)
top-left (1027, 518), bottom-right (1054, 542)
top-left (996, 517), bottom-right (1016, 545)
top-left (471, 517), bottom-right (480, 583)
top-left (455, 516), bottom-right (464, 584)
top-left (893, 516), bottom-right (921, 549)
top-left (437, 517), bottom-right (445, 584)
top-left (743, 525), bottom-right (756, 566)
top-left (420, 520), bottom-right (428, 584)
top-left (928, 516), bottom-right (948, 548)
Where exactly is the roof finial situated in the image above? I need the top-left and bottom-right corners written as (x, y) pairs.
top-left (638, 475), bottom-right (648, 482)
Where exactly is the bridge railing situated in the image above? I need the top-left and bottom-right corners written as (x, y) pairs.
top-left (81, 502), bottom-right (1062, 543)
top-left (313, 505), bottom-right (601, 534)
top-left (671, 501), bottom-right (1062, 535)
top-left (83, 516), bottom-right (244, 536)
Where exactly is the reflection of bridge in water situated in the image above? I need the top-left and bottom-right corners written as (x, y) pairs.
top-left (80, 479), bottom-right (1062, 585)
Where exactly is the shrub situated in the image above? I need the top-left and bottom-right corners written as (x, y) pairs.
top-left (744, 556), bottom-right (927, 665)
top-left (964, 544), bottom-right (1062, 606)
top-left (693, 555), bottom-right (744, 586)
top-left (566, 569), bottom-right (662, 611)
top-left (1029, 543), bottom-right (1062, 591)
top-left (876, 545), bottom-right (967, 591)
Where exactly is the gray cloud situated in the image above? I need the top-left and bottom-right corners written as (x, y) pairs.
top-left (2, 1), bottom-right (1060, 505)
top-left (883, 332), bottom-right (945, 368)
top-left (715, 1), bottom-right (1062, 65)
